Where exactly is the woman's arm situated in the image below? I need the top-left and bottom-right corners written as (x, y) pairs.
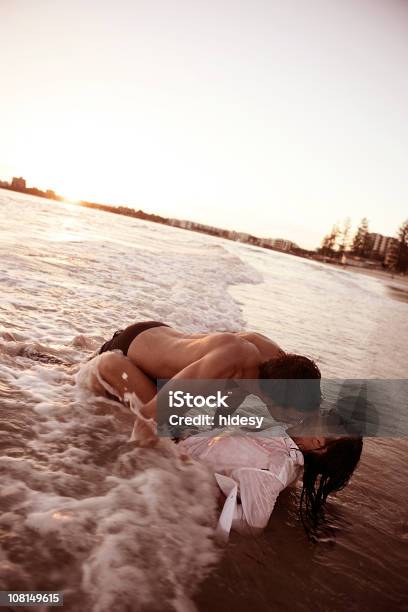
top-left (232, 468), bottom-right (284, 535)
top-left (215, 467), bottom-right (284, 540)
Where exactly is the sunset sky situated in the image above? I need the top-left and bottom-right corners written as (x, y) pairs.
top-left (1, 0), bottom-right (407, 248)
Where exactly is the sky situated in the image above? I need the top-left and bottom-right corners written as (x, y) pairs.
top-left (1, 0), bottom-right (407, 249)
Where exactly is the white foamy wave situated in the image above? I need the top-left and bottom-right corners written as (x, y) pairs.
top-left (2, 194), bottom-right (262, 608)
top-left (1, 359), bottom-right (219, 610)
top-left (0, 191), bottom-right (263, 356)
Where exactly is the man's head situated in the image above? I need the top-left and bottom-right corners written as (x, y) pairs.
top-left (258, 353), bottom-right (322, 420)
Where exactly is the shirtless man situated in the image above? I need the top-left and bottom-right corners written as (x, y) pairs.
top-left (88, 320), bottom-right (321, 444)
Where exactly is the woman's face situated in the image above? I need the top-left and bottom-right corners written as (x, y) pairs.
top-left (293, 434), bottom-right (344, 453)
top-left (293, 436), bottom-right (328, 452)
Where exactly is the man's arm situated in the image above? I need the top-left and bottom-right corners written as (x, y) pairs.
top-left (212, 383), bottom-right (249, 427)
top-left (140, 340), bottom-right (259, 422)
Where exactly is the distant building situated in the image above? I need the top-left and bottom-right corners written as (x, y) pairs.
top-left (11, 176), bottom-right (26, 191)
top-left (369, 233), bottom-right (384, 253)
top-left (367, 232), bottom-right (394, 257)
top-left (384, 238), bottom-right (399, 269)
top-left (259, 237), bottom-right (275, 249)
top-left (366, 232), bottom-right (399, 265)
top-left (269, 238), bottom-right (298, 251)
top-left (229, 231), bottom-right (252, 242)
top-left (179, 220), bottom-right (192, 230)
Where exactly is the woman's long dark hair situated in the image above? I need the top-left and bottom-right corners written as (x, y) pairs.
top-left (299, 435), bottom-right (363, 536)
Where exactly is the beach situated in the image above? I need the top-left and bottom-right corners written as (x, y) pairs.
top-left (1, 190), bottom-right (407, 611)
top-left (330, 263), bottom-right (408, 304)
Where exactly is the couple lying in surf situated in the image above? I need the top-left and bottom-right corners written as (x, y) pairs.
top-left (81, 320), bottom-right (362, 538)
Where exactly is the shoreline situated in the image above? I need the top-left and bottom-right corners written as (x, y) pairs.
top-left (328, 262), bottom-right (408, 304)
top-left (2, 188), bottom-right (406, 285)
top-left (331, 261), bottom-right (408, 289)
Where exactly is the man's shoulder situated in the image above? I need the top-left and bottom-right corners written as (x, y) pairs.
top-left (237, 332), bottom-right (282, 359)
top-left (208, 334), bottom-right (260, 372)
top-left (237, 331), bottom-right (266, 342)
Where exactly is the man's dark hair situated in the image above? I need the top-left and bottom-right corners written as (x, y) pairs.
top-left (259, 353), bottom-right (322, 412)
top-left (300, 433), bottom-right (363, 536)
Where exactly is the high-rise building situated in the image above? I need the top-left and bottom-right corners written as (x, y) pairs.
top-left (384, 238), bottom-right (400, 269)
top-left (367, 232), bottom-right (396, 259)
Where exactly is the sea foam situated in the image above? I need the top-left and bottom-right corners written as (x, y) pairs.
top-left (0, 193), bottom-right (262, 609)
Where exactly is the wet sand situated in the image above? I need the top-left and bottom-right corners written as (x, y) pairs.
top-left (2, 192), bottom-right (408, 611)
top-left (331, 263), bottom-right (408, 302)
top-left (195, 437), bottom-right (408, 612)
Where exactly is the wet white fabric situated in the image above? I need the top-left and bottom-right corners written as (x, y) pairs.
top-left (179, 431), bottom-right (304, 540)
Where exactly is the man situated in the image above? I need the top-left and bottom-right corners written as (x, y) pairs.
top-left (88, 320), bottom-right (321, 444)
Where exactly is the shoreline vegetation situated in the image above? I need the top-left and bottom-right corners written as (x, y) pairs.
top-left (1, 176), bottom-right (407, 280)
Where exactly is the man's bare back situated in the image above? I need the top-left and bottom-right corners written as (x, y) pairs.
top-left (126, 327), bottom-right (283, 381)
top-left (90, 321), bottom-right (321, 445)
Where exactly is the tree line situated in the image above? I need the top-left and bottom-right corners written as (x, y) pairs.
top-left (319, 218), bottom-right (408, 272)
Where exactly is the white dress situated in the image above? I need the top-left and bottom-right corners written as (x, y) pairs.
top-left (179, 429), bottom-right (304, 541)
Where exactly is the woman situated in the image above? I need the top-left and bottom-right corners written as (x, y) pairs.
top-left (76, 360), bottom-right (362, 538)
top-left (178, 413), bottom-right (363, 540)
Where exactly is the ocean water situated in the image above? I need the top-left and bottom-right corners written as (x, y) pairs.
top-left (0, 190), bottom-right (407, 611)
